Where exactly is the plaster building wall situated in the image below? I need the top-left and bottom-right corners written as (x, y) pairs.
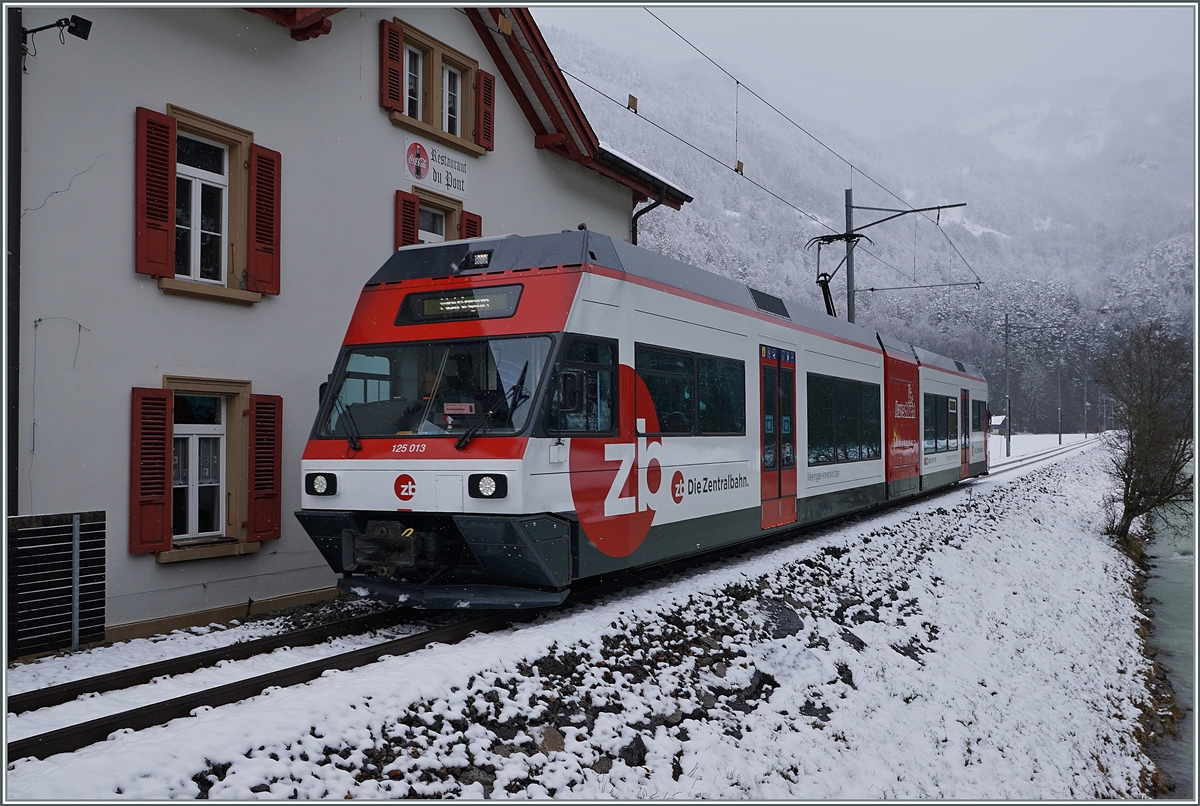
top-left (16, 7), bottom-right (636, 631)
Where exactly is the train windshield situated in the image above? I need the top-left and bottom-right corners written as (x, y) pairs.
top-left (320, 336), bottom-right (552, 439)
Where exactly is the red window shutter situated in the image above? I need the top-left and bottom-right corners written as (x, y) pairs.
top-left (134, 108), bottom-right (176, 278)
top-left (247, 143), bottom-right (282, 296)
top-left (461, 210), bottom-right (483, 240)
top-left (395, 190), bottom-right (420, 250)
top-left (475, 70), bottom-right (495, 151)
top-left (247, 394), bottom-right (283, 542)
top-left (379, 19), bottom-right (405, 112)
top-left (129, 388), bottom-right (173, 554)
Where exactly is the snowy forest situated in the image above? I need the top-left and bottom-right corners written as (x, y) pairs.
top-left (542, 28), bottom-right (1195, 435)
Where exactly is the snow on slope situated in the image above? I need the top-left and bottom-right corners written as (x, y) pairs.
top-left (5, 442), bottom-right (1157, 799)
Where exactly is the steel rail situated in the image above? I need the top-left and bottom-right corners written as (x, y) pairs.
top-left (8, 607), bottom-right (412, 716)
top-left (7, 610), bottom-right (521, 762)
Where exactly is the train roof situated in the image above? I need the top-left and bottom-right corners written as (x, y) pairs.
top-left (367, 232), bottom-right (980, 373)
top-left (913, 346), bottom-right (985, 382)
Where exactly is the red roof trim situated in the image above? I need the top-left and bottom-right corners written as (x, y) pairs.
top-left (246, 8), bottom-right (344, 40)
top-left (469, 7), bottom-right (689, 209)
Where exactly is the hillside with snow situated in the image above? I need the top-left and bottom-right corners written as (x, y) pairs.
top-left (542, 28), bottom-right (1194, 433)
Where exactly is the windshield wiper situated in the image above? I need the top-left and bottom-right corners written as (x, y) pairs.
top-left (455, 361), bottom-right (530, 451)
top-left (332, 397), bottom-right (362, 451)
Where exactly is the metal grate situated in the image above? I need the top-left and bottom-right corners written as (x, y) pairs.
top-left (7, 511), bottom-right (106, 657)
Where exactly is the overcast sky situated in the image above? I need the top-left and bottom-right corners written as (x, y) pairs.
top-left (531, 5), bottom-right (1196, 135)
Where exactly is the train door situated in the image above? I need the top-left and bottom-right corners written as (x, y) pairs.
top-left (760, 345), bottom-right (797, 529)
top-left (960, 388), bottom-right (971, 478)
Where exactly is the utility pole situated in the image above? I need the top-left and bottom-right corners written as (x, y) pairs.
top-left (845, 188), bottom-right (856, 324)
top-left (1084, 379), bottom-right (1094, 441)
top-left (1004, 313), bottom-right (1011, 458)
top-left (1057, 361), bottom-right (1062, 445)
top-left (808, 198), bottom-right (966, 325)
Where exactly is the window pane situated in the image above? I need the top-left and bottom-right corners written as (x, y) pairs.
top-left (566, 339), bottom-right (613, 366)
top-left (178, 135), bottom-right (225, 174)
top-left (172, 486), bottom-right (189, 536)
top-left (197, 484), bottom-right (219, 534)
top-left (200, 183), bottom-right (222, 235)
top-left (835, 379), bottom-right (861, 462)
top-left (936, 396), bottom-right (948, 452)
top-left (200, 233), bottom-right (222, 281)
top-left (175, 395), bottom-right (221, 425)
top-left (807, 374), bottom-right (835, 465)
top-left (444, 66), bottom-right (459, 136)
top-left (199, 437), bottom-right (221, 485)
top-left (762, 366), bottom-right (776, 468)
top-left (418, 207), bottom-right (445, 236)
top-left (948, 398), bottom-right (959, 446)
top-left (325, 338), bottom-right (552, 438)
top-left (698, 356), bottom-right (744, 434)
top-left (641, 374), bottom-right (693, 434)
top-left (407, 48), bottom-right (422, 118)
top-left (860, 383), bottom-right (881, 459)
top-left (924, 394), bottom-right (936, 454)
top-left (173, 437), bottom-right (188, 486)
top-left (780, 368), bottom-right (795, 468)
top-left (175, 177), bottom-right (192, 277)
top-left (636, 348), bottom-right (692, 375)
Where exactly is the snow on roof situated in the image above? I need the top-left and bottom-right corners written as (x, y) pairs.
top-left (597, 140), bottom-right (691, 202)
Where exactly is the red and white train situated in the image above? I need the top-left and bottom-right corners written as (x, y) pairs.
top-left (296, 231), bottom-right (989, 608)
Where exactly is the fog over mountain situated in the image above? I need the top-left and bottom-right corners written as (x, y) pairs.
top-left (544, 27), bottom-right (1195, 433)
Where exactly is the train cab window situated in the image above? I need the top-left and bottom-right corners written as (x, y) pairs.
top-left (636, 347), bottom-right (694, 434)
top-left (698, 356), bottom-right (746, 435)
top-left (808, 374), bottom-right (881, 465)
top-left (545, 336), bottom-right (617, 434)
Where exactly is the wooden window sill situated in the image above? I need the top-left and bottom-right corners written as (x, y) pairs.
top-left (158, 277), bottom-right (263, 306)
top-left (388, 111), bottom-right (486, 157)
top-left (156, 540), bottom-right (262, 563)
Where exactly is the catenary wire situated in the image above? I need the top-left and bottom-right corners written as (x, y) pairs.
top-left (644, 8), bottom-right (982, 286)
top-left (459, 10), bottom-right (937, 289)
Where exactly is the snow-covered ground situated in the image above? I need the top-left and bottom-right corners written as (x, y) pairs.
top-left (5, 434), bottom-right (1160, 799)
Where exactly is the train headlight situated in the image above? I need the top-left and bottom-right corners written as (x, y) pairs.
top-left (305, 472), bottom-right (338, 496)
top-left (468, 473), bottom-right (508, 499)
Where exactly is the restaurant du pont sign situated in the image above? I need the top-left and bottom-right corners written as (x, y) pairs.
top-left (404, 134), bottom-right (469, 200)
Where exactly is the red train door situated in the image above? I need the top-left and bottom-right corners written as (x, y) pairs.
top-left (960, 388), bottom-right (971, 478)
top-left (760, 345), bottom-right (797, 529)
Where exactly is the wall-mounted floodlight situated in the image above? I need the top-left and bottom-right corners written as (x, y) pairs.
top-left (22, 15), bottom-right (92, 45)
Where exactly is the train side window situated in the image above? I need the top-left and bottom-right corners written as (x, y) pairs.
top-left (807, 374), bottom-right (836, 465)
top-left (545, 336), bottom-right (617, 434)
top-left (636, 346), bottom-right (694, 435)
top-left (835, 379), bottom-right (861, 462)
top-left (924, 394), bottom-right (937, 454)
top-left (947, 397), bottom-right (958, 447)
top-left (698, 356), bottom-right (745, 435)
top-left (860, 382), bottom-right (882, 459)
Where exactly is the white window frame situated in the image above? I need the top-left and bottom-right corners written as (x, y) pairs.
top-left (418, 205), bottom-right (446, 244)
top-left (406, 45), bottom-right (424, 120)
top-left (172, 395), bottom-right (226, 543)
top-left (442, 64), bottom-right (461, 137)
top-left (175, 133), bottom-right (229, 286)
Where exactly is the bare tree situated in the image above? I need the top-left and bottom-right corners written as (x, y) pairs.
top-left (1095, 322), bottom-right (1193, 555)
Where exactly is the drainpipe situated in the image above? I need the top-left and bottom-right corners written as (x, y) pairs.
top-left (7, 7), bottom-right (22, 515)
top-left (630, 185), bottom-right (666, 246)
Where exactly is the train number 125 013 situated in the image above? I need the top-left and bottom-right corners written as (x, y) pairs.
top-left (391, 443), bottom-right (427, 453)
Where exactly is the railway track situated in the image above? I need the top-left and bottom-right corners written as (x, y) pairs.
top-left (7, 439), bottom-right (1093, 762)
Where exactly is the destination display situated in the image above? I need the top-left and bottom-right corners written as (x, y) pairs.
top-left (395, 285), bottom-right (523, 324)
